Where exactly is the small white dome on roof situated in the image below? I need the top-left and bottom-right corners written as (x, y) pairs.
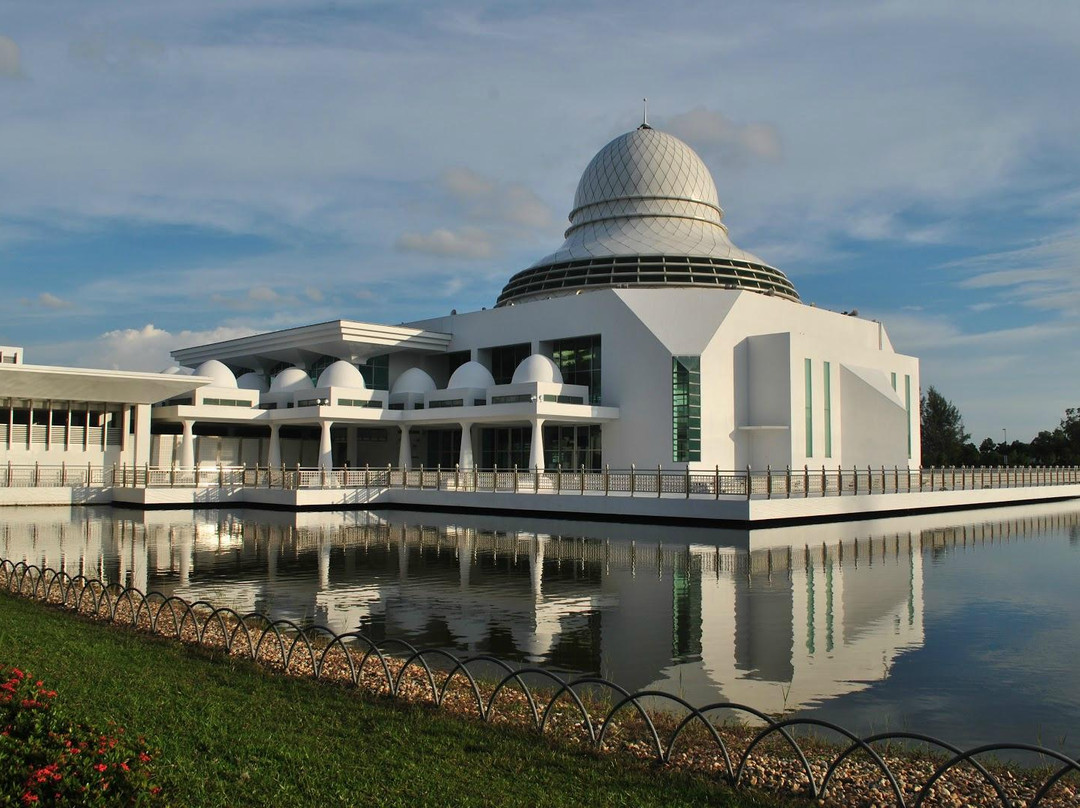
top-left (270, 366), bottom-right (314, 392)
top-left (512, 354), bottom-right (563, 385)
top-left (391, 367), bottom-right (437, 395)
top-left (447, 361), bottom-right (495, 390)
top-left (236, 372), bottom-right (269, 393)
top-left (193, 360), bottom-right (237, 388)
top-left (160, 365), bottom-right (194, 376)
top-left (317, 360), bottom-right (366, 389)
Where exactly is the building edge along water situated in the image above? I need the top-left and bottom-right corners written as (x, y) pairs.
top-left (3, 462), bottom-right (1080, 526)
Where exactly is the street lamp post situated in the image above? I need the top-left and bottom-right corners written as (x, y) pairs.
top-left (1002, 428), bottom-right (1008, 467)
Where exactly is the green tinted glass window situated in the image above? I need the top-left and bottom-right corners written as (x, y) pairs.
top-left (672, 356), bottom-right (701, 462)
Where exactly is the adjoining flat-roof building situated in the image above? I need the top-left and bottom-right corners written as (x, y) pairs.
top-left (145, 123), bottom-right (919, 473)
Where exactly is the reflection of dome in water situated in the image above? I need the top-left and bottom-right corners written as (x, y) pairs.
top-left (497, 126), bottom-right (799, 306)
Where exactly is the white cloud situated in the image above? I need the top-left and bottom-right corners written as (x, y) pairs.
top-left (0, 35), bottom-right (21, 78)
top-left (662, 107), bottom-right (782, 165)
top-left (395, 227), bottom-right (494, 259)
top-left (85, 324), bottom-right (257, 371)
top-left (951, 229), bottom-right (1080, 313)
top-left (37, 292), bottom-right (71, 309)
top-left (440, 167), bottom-right (553, 229)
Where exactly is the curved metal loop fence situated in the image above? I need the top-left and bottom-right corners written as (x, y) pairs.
top-left (2, 559), bottom-right (1077, 808)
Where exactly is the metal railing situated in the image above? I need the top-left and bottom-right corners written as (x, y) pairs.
top-left (0, 462), bottom-right (114, 488)
top-left (2, 559), bottom-right (1076, 807)
top-left (5, 461), bottom-right (1080, 501)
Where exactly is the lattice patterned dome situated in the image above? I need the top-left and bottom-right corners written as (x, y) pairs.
top-left (497, 125), bottom-right (799, 306)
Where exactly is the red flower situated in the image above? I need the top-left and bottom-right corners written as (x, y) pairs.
top-left (94, 763), bottom-right (108, 773)
top-left (138, 752), bottom-right (151, 763)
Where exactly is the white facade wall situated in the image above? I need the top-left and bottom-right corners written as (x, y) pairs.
top-left (406, 288), bottom-right (919, 471)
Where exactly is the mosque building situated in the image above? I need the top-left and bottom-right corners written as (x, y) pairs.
top-left (0, 122), bottom-right (920, 475)
top-left (148, 123), bottom-right (920, 473)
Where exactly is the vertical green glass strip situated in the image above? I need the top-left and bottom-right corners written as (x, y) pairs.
top-left (804, 358), bottom-right (813, 458)
top-left (823, 361), bottom-right (832, 458)
top-left (904, 374), bottom-right (912, 459)
top-left (891, 372), bottom-right (897, 391)
top-left (672, 356), bottom-right (701, 462)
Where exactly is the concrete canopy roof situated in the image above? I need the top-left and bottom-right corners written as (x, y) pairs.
top-left (0, 364), bottom-right (211, 404)
top-left (171, 319), bottom-right (453, 372)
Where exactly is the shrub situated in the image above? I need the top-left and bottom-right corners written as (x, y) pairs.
top-left (0, 665), bottom-right (160, 806)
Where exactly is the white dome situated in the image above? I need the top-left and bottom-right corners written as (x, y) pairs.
top-left (193, 360), bottom-right (237, 388)
top-left (160, 365), bottom-right (194, 376)
top-left (511, 354), bottom-right (563, 385)
top-left (532, 127), bottom-right (762, 267)
top-left (317, 360), bottom-right (366, 390)
top-left (391, 367), bottom-right (437, 396)
top-left (270, 367), bottom-right (314, 392)
top-left (447, 361), bottom-right (495, 390)
top-left (236, 371), bottom-right (269, 393)
top-left (573, 127), bottom-right (722, 221)
top-left (496, 125), bottom-right (799, 307)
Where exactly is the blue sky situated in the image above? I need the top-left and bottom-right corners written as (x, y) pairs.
top-left (1, 1), bottom-right (1079, 442)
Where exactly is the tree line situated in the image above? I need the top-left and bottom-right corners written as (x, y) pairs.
top-left (921, 386), bottom-right (1080, 467)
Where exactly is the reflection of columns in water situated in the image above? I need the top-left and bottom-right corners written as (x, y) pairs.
top-left (180, 420), bottom-right (196, 469)
top-left (397, 525), bottom-right (408, 581)
top-left (267, 528), bottom-right (281, 583)
top-left (530, 534), bottom-right (545, 600)
top-left (117, 521), bottom-right (129, 587)
top-left (130, 523), bottom-right (147, 593)
top-left (177, 527), bottom-right (193, 586)
top-left (318, 539), bottom-right (330, 590)
top-left (458, 530), bottom-right (472, 590)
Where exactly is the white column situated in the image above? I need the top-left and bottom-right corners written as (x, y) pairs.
top-left (529, 418), bottom-right (546, 472)
top-left (458, 422), bottom-right (474, 469)
top-left (180, 420), bottom-right (196, 469)
top-left (346, 426), bottom-right (357, 466)
top-left (398, 425), bottom-right (412, 470)
top-left (318, 420), bottom-right (334, 470)
top-left (132, 405), bottom-right (151, 467)
top-left (121, 406), bottom-right (131, 454)
top-left (267, 423), bottom-right (282, 467)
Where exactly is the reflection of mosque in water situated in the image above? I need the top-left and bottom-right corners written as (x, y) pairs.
top-left (4, 503), bottom-right (1078, 713)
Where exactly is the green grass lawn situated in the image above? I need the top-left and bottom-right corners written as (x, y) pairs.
top-left (0, 593), bottom-right (790, 807)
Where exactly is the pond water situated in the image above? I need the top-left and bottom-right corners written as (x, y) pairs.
top-left (3, 502), bottom-right (1079, 750)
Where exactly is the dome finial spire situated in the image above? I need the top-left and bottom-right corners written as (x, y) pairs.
top-left (640, 97), bottom-right (651, 130)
